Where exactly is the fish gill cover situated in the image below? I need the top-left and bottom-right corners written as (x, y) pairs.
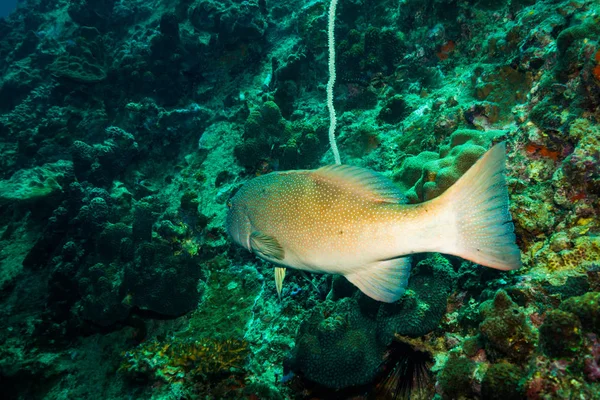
top-left (0, 0), bottom-right (599, 399)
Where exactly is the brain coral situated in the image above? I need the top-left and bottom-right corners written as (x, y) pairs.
top-left (290, 254), bottom-right (456, 389)
top-left (290, 298), bottom-right (385, 389)
top-left (395, 129), bottom-right (507, 202)
top-left (376, 253), bottom-right (455, 343)
top-left (49, 26), bottom-right (106, 83)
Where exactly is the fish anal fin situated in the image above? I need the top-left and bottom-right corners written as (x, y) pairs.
top-left (250, 231), bottom-right (285, 261)
top-left (345, 257), bottom-right (412, 303)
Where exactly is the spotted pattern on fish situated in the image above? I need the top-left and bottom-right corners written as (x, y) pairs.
top-left (227, 143), bottom-right (521, 302)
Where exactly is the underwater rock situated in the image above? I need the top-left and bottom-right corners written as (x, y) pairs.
top-left (377, 94), bottom-right (411, 124)
top-left (471, 64), bottom-right (531, 120)
top-left (511, 192), bottom-right (557, 243)
top-left (0, 160), bottom-right (73, 207)
top-left (479, 290), bottom-right (536, 362)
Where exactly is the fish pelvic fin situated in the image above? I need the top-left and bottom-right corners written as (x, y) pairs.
top-left (274, 267), bottom-right (286, 301)
top-left (436, 141), bottom-right (521, 271)
top-left (345, 257), bottom-right (411, 303)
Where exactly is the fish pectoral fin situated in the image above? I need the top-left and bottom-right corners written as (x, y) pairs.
top-left (345, 257), bottom-right (412, 303)
top-left (249, 231), bottom-right (285, 260)
top-left (274, 267), bottom-right (286, 300)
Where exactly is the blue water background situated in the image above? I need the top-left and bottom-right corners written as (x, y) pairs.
top-left (0, 0), bottom-right (18, 18)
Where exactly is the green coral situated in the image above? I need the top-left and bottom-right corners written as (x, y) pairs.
top-left (290, 298), bottom-right (385, 389)
top-left (438, 352), bottom-right (477, 400)
top-left (234, 102), bottom-right (325, 170)
top-left (50, 27), bottom-right (106, 83)
top-left (289, 253), bottom-right (456, 390)
top-left (51, 55), bottom-right (107, 83)
top-left (338, 25), bottom-right (404, 82)
top-left (97, 222), bottom-right (132, 259)
top-left (379, 29), bottom-right (404, 70)
top-left (479, 290), bottom-right (536, 362)
top-left (394, 129), bottom-right (506, 202)
top-left (539, 310), bottom-right (583, 357)
top-left (376, 253), bottom-right (455, 342)
top-left (481, 362), bottom-right (525, 400)
top-left (0, 160), bottom-right (73, 206)
top-left (560, 291), bottom-right (600, 334)
top-left (234, 101), bottom-right (291, 168)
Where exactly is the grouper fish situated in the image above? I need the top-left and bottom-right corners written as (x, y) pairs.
top-left (226, 142), bottom-right (521, 303)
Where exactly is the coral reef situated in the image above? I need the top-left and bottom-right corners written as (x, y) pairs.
top-left (0, 0), bottom-right (599, 398)
top-left (120, 337), bottom-right (249, 382)
top-left (479, 290), bottom-right (536, 362)
top-left (539, 309), bottom-right (583, 357)
top-left (394, 128), bottom-right (507, 202)
top-left (289, 253), bottom-right (455, 389)
top-left (481, 362), bottom-right (524, 400)
top-left (289, 298), bottom-right (384, 389)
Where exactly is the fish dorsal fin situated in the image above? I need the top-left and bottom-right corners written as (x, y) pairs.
top-left (314, 165), bottom-right (406, 204)
top-left (274, 267), bottom-right (286, 300)
top-left (344, 257), bottom-right (412, 303)
top-left (250, 232), bottom-right (285, 261)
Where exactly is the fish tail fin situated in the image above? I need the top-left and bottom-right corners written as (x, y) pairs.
top-left (437, 141), bottom-right (521, 270)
